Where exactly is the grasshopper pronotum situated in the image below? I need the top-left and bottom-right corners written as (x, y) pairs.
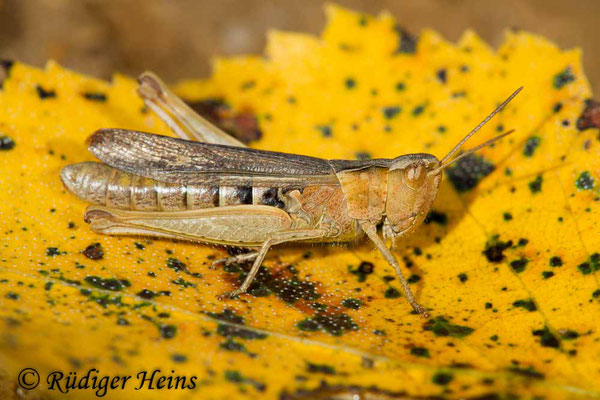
top-left (61, 72), bottom-right (521, 317)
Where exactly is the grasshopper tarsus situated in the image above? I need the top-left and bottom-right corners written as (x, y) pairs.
top-left (61, 73), bottom-right (522, 317)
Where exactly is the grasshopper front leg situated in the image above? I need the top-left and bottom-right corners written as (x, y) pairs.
top-left (362, 222), bottom-right (429, 317)
top-left (218, 228), bottom-right (328, 299)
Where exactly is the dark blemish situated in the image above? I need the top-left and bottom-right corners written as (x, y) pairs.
top-left (394, 25), bottom-right (417, 54)
top-left (227, 263), bottom-right (318, 302)
top-left (517, 238), bottom-right (528, 247)
top-left (68, 222), bottom-right (76, 229)
top-left (5, 292), bottom-right (19, 300)
top-left (562, 119), bottom-right (570, 127)
top-left (553, 67), bottom-right (575, 89)
top-left (82, 243), bottom-right (104, 260)
top-left (459, 65), bottom-right (469, 73)
top-left (436, 69), bottom-right (447, 84)
top-left (373, 329), bottom-right (386, 336)
top-left (593, 289), bottom-right (600, 299)
top-left (341, 298), bottom-right (362, 310)
top-left (297, 313), bottom-right (358, 336)
top-left (503, 212), bottom-right (513, 221)
top-left (407, 275), bottom-right (421, 284)
top-left (576, 99), bottom-right (600, 131)
top-left (451, 91), bottom-right (466, 98)
top-left (575, 171), bottom-right (594, 190)
top-left (172, 278), bottom-right (196, 288)
top-left (224, 370), bottom-right (266, 392)
top-left (306, 363), bottom-right (336, 375)
top-left (134, 242), bottom-right (145, 250)
top-left (171, 354), bottom-right (188, 363)
top-left (424, 210), bottom-right (447, 225)
top-left (483, 236), bottom-right (513, 263)
top-left (528, 175), bottom-right (543, 194)
top-left (159, 324), bottom-right (177, 339)
top-left (550, 256), bottom-right (563, 267)
top-left (412, 104), bottom-right (425, 116)
top-left (137, 289), bottom-right (157, 299)
top-left (560, 329), bottom-right (579, 340)
top-left (208, 309), bottom-right (268, 340)
top-left (358, 15), bottom-right (368, 26)
top-left (542, 271), bottom-right (554, 279)
top-left (437, 125), bottom-right (447, 134)
top-left (44, 282), bottom-right (53, 291)
top-left (432, 372), bottom-right (454, 386)
top-left (382, 106), bottom-right (401, 119)
top-left (84, 276), bottom-right (131, 291)
top-left (297, 318), bottom-right (319, 332)
top-left (0, 135), bottom-right (15, 151)
top-left (287, 96), bottom-right (296, 104)
top-left (384, 288), bottom-right (401, 299)
top-left (553, 102), bottom-right (563, 113)
top-left (423, 316), bottom-right (474, 338)
top-left (485, 302), bottom-right (493, 309)
top-left (147, 272), bottom-right (156, 278)
top-left (349, 261), bottom-right (374, 282)
top-left (137, 289), bottom-right (169, 299)
top-left (510, 258), bottom-right (529, 273)
top-left (261, 188), bottom-right (285, 209)
top-left (411, 347), bottom-right (430, 358)
top-left (532, 326), bottom-right (560, 348)
top-left (240, 80), bottom-right (256, 90)
top-left (509, 366), bottom-right (545, 379)
top-left (46, 247), bottom-right (63, 257)
top-left (490, 335), bottom-right (498, 342)
top-left (355, 151), bottom-right (371, 160)
top-left (446, 153), bottom-right (494, 192)
top-left (344, 77), bottom-right (356, 89)
top-left (316, 125), bottom-right (332, 137)
top-left (83, 92), bottom-right (107, 102)
top-left (458, 273), bottom-right (468, 283)
top-left (523, 136), bottom-right (541, 157)
top-left (117, 317), bottom-right (129, 326)
top-left (413, 247), bottom-right (422, 256)
top-left (36, 84), bottom-right (56, 99)
top-left (395, 82), bottom-right (406, 91)
top-left (167, 257), bottom-right (201, 278)
top-left (187, 98), bottom-right (262, 143)
top-left (578, 253), bottom-right (600, 275)
top-left (512, 299), bottom-right (537, 312)
top-left (220, 339), bottom-right (246, 353)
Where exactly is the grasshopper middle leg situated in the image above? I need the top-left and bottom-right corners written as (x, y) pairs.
top-left (218, 228), bottom-right (328, 299)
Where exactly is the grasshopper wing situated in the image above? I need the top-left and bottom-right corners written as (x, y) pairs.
top-left (87, 129), bottom-right (339, 187)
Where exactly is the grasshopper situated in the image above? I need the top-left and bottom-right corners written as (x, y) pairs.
top-left (61, 72), bottom-right (521, 317)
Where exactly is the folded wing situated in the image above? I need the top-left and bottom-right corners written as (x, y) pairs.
top-left (87, 129), bottom-right (340, 187)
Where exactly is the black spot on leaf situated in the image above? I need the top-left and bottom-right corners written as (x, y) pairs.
top-left (446, 153), bottom-right (494, 192)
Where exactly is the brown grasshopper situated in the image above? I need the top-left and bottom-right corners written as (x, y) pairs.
top-left (61, 72), bottom-right (521, 317)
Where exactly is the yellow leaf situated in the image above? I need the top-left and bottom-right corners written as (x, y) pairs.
top-left (1, 4), bottom-right (600, 399)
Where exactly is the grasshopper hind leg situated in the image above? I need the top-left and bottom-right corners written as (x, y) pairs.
top-left (137, 71), bottom-right (245, 147)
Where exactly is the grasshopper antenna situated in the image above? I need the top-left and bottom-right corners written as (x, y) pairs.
top-left (429, 129), bottom-right (514, 174)
top-left (439, 86), bottom-right (523, 165)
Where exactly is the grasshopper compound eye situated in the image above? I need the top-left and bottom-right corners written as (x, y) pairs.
top-left (403, 163), bottom-right (427, 190)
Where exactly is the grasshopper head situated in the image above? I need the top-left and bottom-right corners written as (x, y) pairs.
top-left (384, 154), bottom-right (442, 241)
top-left (382, 87), bottom-right (522, 245)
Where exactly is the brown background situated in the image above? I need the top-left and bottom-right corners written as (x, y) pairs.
top-left (0, 0), bottom-right (598, 93)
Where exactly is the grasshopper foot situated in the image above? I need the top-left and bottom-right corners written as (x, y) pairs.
top-left (216, 289), bottom-right (243, 301)
top-left (210, 252), bottom-right (259, 270)
top-left (413, 304), bottom-right (430, 318)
